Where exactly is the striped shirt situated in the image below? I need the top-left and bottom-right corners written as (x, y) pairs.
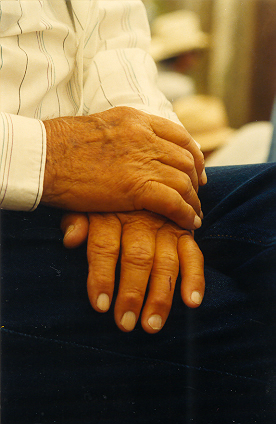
top-left (0, 0), bottom-right (180, 211)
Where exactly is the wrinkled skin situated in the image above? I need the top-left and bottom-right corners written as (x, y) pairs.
top-left (42, 107), bottom-right (206, 230)
top-left (61, 211), bottom-right (205, 334)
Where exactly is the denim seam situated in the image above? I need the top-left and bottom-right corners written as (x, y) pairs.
top-left (1, 327), bottom-right (266, 384)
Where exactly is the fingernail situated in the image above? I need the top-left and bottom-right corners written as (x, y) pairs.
top-left (200, 169), bottom-right (207, 185)
top-left (64, 224), bottom-right (75, 239)
top-left (148, 314), bottom-right (162, 330)
top-left (96, 293), bottom-right (110, 312)
top-left (191, 291), bottom-right (202, 305)
top-left (200, 210), bottom-right (204, 220)
top-left (193, 215), bottom-right (202, 229)
top-left (120, 311), bottom-right (136, 331)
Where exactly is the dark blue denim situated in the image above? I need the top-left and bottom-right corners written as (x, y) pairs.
top-left (1, 163), bottom-right (276, 424)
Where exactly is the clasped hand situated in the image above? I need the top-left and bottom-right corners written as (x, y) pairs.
top-left (42, 107), bottom-right (206, 230)
top-left (61, 211), bottom-right (205, 334)
top-left (42, 106), bottom-right (206, 333)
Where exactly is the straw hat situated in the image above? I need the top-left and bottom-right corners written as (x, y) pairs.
top-left (150, 10), bottom-right (209, 63)
top-left (173, 95), bottom-right (235, 151)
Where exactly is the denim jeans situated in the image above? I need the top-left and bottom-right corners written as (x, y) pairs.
top-left (1, 162), bottom-right (276, 424)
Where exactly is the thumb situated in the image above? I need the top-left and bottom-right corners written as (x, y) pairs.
top-left (61, 213), bottom-right (89, 248)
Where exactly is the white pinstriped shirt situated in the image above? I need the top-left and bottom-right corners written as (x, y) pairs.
top-left (0, 0), bottom-right (181, 211)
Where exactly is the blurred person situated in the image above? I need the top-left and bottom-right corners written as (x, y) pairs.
top-left (1, 1), bottom-right (276, 423)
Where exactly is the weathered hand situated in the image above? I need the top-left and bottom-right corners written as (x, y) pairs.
top-left (43, 107), bottom-right (206, 230)
top-left (61, 211), bottom-right (205, 333)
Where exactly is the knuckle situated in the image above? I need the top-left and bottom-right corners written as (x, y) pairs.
top-left (193, 271), bottom-right (205, 284)
top-left (154, 251), bottom-right (178, 272)
top-left (88, 237), bottom-right (120, 259)
top-left (184, 149), bottom-right (194, 162)
top-left (184, 153), bottom-right (196, 173)
top-left (164, 196), bottom-right (183, 217)
top-left (123, 242), bottom-right (154, 269)
top-left (163, 221), bottom-right (184, 235)
top-left (88, 270), bottom-right (111, 290)
top-left (151, 294), bottom-right (171, 311)
top-left (184, 133), bottom-right (195, 147)
top-left (182, 178), bottom-right (194, 199)
top-left (121, 288), bottom-right (144, 307)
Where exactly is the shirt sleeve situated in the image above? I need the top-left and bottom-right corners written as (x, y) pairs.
top-left (82, 0), bottom-right (183, 126)
top-left (0, 113), bottom-right (46, 211)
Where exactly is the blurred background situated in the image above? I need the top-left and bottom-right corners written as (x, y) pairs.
top-left (143, 0), bottom-right (276, 165)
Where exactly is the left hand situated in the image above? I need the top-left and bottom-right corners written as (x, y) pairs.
top-left (61, 211), bottom-right (205, 334)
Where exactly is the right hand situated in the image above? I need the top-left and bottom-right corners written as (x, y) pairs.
top-left (42, 106), bottom-right (206, 229)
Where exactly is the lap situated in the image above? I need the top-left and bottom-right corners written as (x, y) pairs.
top-left (1, 163), bottom-right (276, 423)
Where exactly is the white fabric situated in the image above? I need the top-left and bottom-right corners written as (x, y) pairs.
top-left (0, 0), bottom-right (180, 211)
top-left (205, 122), bottom-right (273, 167)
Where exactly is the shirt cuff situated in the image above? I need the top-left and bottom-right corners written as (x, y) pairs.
top-left (0, 113), bottom-right (46, 211)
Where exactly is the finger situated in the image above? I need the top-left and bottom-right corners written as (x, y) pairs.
top-left (114, 217), bottom-right (161, 332)
top-left (149, 114), bottom-right (207, 185)
top-left (150, 163), bottom-right (202, 217)
top-left (87, 213), bottom-right (121, 313)
top-left (141, 222), bottom-right (180, 334)
top-left (150, 139), bottom-right (199, 191)
top-left (61, 213), bottom-right (89, 248)
top-left (134, 181), bottom-right (202, 230)
top-left (178, 233), bottom-right (205, 308)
